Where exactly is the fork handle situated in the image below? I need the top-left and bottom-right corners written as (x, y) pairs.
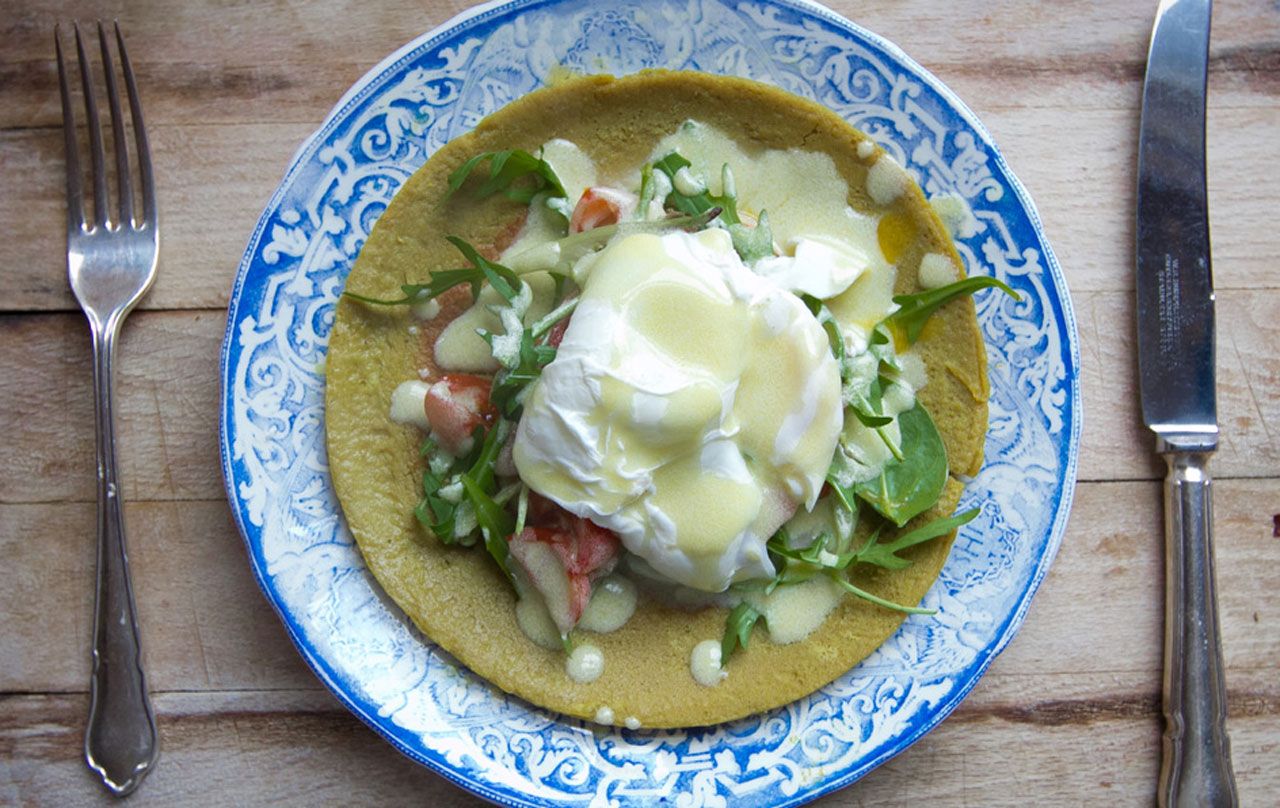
top-left (85, 320), bottom-right (158, 796)
top-left (1158, 448), bottom-right (1237, 807)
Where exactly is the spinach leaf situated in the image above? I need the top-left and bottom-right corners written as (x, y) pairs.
top-left (447, 149), bottom-right (567, 204)
top-left (854, 403), bottom-right (948, 527)
top-left (720, 601), bottom-right (762, 662)
top-left (884, 275), bottom-right (1019, 345)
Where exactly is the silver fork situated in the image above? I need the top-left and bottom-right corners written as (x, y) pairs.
top-left (56, 20), bottom-right (159, 796)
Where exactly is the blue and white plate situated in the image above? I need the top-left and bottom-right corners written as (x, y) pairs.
top-left (220, 0), bottom-right (1080, 804)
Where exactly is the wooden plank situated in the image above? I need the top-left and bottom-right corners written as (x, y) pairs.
top-left (0, 686), bottom-right (1275, 806)
top-left (3, 479), bottom-right (1276, 698)
top-left (0, 499), bottom-right (317, 694)
top-left (0, 121), bottom-right (311, 313)
top-left (1074, 288), bottom-right (1280, 482)
top-left (0, 310), bottom-right (227, 505)
top-left (3, 0), bottom-right (1274, 91)
top-left (1, 6), bottom-right (1275, 312)
top-left (3, 290), bottom-right (1276, 505)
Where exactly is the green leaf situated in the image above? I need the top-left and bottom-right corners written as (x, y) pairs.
top-left (884, 275), bottom-right (1020, 345)
top-left (465, 421), bottom-right (508, 492)
top-left (855, 507), bottom-right (980, 570)
top-left (460, 474), bottom-right (514, 578)
top-left (342, 237), bottom-right (525, 308)
top-left (650, 152), bottom-right (741, 224)
top-left (727, 210), bottom-right (774, 262)
top-left (342, 268), bottom-right (483, 307)
top-left (720, 601), bottom-right (762, 662)
top-left (852, 409), bottom-right (893, 428)
top-left (636, 163), bottom-right (657, 214)
top-left (854, 403), bottom-right (948, 527)
top-left (447, 149), bottom-right (567, 204)
top-left (801, 293), bottom-right (846, 370)
top-left (826, 471), bottom-right (860, 516)
top-left (444, 236), bottom-right (522, 303)
top-left (832, 576), bottom-right (936, 615)
top-left (489, 327), bottom-right (559, 420)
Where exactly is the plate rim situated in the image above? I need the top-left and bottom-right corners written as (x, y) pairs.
top-left (218, 0), bottom-right (1083, 803)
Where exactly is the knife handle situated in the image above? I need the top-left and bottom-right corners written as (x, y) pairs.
top-left (1158, 448), bottom-right (1237, 808)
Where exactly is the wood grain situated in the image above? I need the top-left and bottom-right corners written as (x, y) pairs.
top-left (1, 682), bottom-right (1276, 806)
top-left (0, 1), bottom-right (1276, 312)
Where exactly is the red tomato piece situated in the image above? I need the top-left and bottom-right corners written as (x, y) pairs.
top-left (507, 508), bottom-right (623, 632)
top-left (569, 187), bottom-right (636, 233)
top-left (546, 316), bottom-right (571, 348)
top-left (423, 373), bottom-right (495, 455)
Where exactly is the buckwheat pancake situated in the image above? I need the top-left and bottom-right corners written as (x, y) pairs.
top-left (325, 71), bottom-right (988, 727)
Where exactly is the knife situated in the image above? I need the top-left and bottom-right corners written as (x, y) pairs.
top-left (1136, 0), bottom-right (1237, 805)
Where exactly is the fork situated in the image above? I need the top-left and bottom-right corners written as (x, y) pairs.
top-left (56, 20), bottom-right (159, 796)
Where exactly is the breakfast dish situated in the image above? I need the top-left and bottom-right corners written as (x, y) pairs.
top-left (222, 0), bottom-right (1077, 800)
top-left (326, 71), bottom-right (1012, 727)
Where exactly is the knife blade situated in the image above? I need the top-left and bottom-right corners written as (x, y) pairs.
top-left (1135, 1), bottom-right (1238, 805)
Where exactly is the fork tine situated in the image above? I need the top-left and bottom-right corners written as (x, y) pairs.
top-left (74, 23), bottom-right (109, 229)
top-left (55, 25), bottom-right (86, 231)
top-left (97, 21), bottom-right (133, 228)
top-left (114, 22), bottom-right (154, 229)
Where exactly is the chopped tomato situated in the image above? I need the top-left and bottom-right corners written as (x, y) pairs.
top-left (546, 316), bottom-right (571, 348)
top-left (569, 187), bottom-right (636, 233)
top-left (508, 503), bottom-right (623, 632)
top-left (518, 500), bottom-right (621, 576)
top-left (423, 373), bottom-right (495, 455)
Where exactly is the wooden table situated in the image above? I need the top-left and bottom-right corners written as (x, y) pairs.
top-left (2, 1), bottom-right (1277, 804)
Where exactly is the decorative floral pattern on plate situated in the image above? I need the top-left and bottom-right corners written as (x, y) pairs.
top-left (220, 0), bottom-right (1080, 805)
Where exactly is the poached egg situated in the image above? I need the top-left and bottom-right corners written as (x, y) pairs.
top-left (513, 229), bottom-right (843, 592)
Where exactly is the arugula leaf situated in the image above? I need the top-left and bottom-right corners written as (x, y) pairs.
top-left (460, 474), bottom-right (514, 578)
top-left (490, 330), bottom-right (553, 419)
top-left (651, 153), bottom-right (741, 224)
top-left (649, 153), bottom-right (777, 263)
top-left (825, 470), bottom-right (859, 515)
top-left (801, 293), bottom-right (846, 370)
top-left (833, 577), bottom-right (936, 615)
top-left (444, 236), bottom-right (522, 303)
top-left (854, 507), bottom-right (979, 570)
top-left (414, 466), bottom-right (459, 542)
top-left (636, 162), bottom-right (658, 215)
top-left (342, 269), bottom-right (482, 307)
top-left (727, 210), bottom-right (774, 262)
top-left (464, 420), bottom-right (508, 492)
top-left (447, 149), bottom-right (567, 204)
top-left (765, 529), bottom-right (857, 593)
top-left (851, 409), bottom-right (894, 429)
top-left (854, 403), bottom-right (948, 527)
top-left (343, 237), bottom-right (522, 307)
top-left (884, 275), bottom-right (1019, 345)
top-left (720, 602), bottom-right (762, 662)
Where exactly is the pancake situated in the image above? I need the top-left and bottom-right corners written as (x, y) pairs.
top-left (325, 71), bottom-right (988, 727)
